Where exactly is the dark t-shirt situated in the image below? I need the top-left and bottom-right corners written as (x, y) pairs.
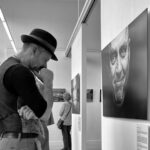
top-left (3, 64), bottom-right (47, 118)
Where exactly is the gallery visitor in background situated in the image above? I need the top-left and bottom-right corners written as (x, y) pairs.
top-left (59, 92), bottom-right (72, 150)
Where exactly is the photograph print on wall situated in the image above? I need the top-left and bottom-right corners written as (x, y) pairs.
top-left (102, 9), bottom-right (148, 120)
top-left (71, 73), bottom-right (80, 114)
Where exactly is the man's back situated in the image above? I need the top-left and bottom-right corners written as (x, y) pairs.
top-left (0, 57), bottom-right (22, 133)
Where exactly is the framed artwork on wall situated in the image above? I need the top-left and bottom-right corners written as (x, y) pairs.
top-left (71, 73), bottom-right (80, 114)
top-left (102, 9), bottom-right (148, 120)
top-left (100, 89), bottom-right (101, 102)
top-left (87, 89), bottom-right (93, 102)
top-left (53, 88), bottom-right (66, 102)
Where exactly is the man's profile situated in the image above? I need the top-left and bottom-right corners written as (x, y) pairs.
top-left (109, 27), bottom-right (130, 106)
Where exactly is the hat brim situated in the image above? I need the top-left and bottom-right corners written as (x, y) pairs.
top-left (21, 34), bottom-right (58, 61)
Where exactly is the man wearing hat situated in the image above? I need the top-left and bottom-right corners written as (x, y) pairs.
top-left (0, 28), bottom-right (58, 150)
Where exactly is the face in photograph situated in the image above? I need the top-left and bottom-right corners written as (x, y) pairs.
top-left (102, 10), bottom-right (148, 119)
top-left (109, 28), bottom-right (130, 106)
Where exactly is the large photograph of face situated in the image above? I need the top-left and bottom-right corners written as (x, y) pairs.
top-left (71, 74), bottom-right (80, 114)
top-left (102, 9), bottom-right (148, 119)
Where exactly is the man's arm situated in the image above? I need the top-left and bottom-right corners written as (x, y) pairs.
top-left (3, 64), bottom-right (47, 118)
top-left (59, 103), bottom-right (65, 117)
top-left (60, 103), bottom-right (71, 120)
top-left (17, 68), bottom-right (54, 121)
top-left (35, 68), bottom-right (54, 121)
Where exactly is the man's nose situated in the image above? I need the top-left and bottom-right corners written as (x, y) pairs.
top-left (44, 64), bottom-right (47, 68)
top-left (41, 64), bottom-right (47, 69)
top-left (116, 57), bottom-right (122, 79)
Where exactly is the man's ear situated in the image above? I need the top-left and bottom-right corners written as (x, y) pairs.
top-left (32, 46), bottom-right (39, 56)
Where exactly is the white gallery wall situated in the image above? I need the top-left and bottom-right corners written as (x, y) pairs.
top-left (85, 1), bottom-right (101, 149)
top-left (71, 27), bottom-right (83, 150)
top-left (86, 51), bottom-right (101, 149)
top-left (101, 0), bottom-right (150, 150)
top-left (71, 25), bottom-right (89, 150)
top-left (46, 1), bottom-right (101, 148)
top-left (47, 35), bottom-right (101, 150)
top-left (101, 0), bottom-right (150, 50)
top-left (71, 25), bottom-right (101, 150)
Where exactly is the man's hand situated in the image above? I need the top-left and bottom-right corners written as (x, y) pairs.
top-left (39, 68), bottom-right (54, 89)
top-left (18, 105), bottom-right (38, 120)
top-left (33, 68), bottom-right (53, 88)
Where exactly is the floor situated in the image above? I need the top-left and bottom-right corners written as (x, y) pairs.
top-left (49, 141), bottom-right (101, 150)
top-left (50, 148), bottom-right (101, 150)
top-left (50, 146), bottom-right (101, 150)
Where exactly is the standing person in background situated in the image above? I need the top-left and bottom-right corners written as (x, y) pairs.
top-left (0, 28), bottom-right (58, 150)
top-left (59, 92), bottom-right (72, 150)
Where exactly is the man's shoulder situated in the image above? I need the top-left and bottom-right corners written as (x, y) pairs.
top-left (0, 57), bottom-right (27, 76)
top-left (3, 57), bottom-right (20, 65)
top-left (1, 57), bottom-right (25, 71)
top-left (5, 62), bottom-right (33, 79)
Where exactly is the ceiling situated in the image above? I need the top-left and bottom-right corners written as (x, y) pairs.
top-left (0, 0), bottom-right (100, 61)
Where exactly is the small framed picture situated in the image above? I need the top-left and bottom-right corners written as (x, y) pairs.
top-left (100, 89), bottom-right (101, 102)
top-left (87, 89), bottom-right (93, 102)
top-left (71, 73), bottom-right (80, 114)
top-left (53, 88), bottom-right (66, 102)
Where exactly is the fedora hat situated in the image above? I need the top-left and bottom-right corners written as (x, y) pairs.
top-left (21, 28), bottom-right (58, 61)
